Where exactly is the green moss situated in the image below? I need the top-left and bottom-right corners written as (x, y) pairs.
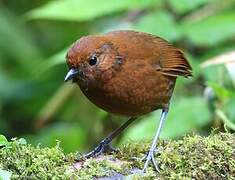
top-left (0, 133), bottom-right (235, 179)
top-left (0, 139), bottom-right (77, 179)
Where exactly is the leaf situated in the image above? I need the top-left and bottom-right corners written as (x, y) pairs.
top-left (38, 48), bottom-right (67, 74)
top-left (0, 135), bottom-right (8, 147)
top-left (216, 109), bottom-right (235, 130)
top-left (26, 0), bottom-right (156, 21)
top-left (201, 51), bottom-right (235, 68)
top-left (207, 82), bottom-right (235, 100)
top-left (168, 0), bottom-right (211, 14)
top-left (122, 97), bottom-right (211, 142)
top-left (0, 169), bottom-right (12, 180)
top-left (0, 8), bottom-right (43, 76)
top-left (181, 11), bottom-right (235, 46)
top-left (201, 50), bottom-right (235, 85)
top-left (224, 98), bottom-right (235, 124)
top-left (134, 11), bottom-right (181, 41)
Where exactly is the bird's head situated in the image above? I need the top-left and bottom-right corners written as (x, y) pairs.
top-left (64, 35), bottom-right (123, 87)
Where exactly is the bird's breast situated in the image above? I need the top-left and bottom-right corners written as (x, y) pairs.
top-left (79, 62), bottom-right (176, 117)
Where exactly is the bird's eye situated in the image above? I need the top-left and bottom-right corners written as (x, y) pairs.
top-left (88, 55), bottom-right (98, 66)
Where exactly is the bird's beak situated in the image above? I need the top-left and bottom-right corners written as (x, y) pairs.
top-left (64, 68), bottom-right (79, 82)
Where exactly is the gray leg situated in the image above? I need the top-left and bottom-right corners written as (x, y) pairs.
top-left (142, 108), bottom-right (168, 172)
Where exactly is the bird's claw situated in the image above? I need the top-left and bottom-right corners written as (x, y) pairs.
top-left (140, 148), bottom-right (159, 161)
top-left (142, 149), bottom-right (160, 173)
top-left (83, 141), bottom-right (117, 159)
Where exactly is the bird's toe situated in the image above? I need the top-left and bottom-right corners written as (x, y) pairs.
top-left (83, 143), bottom-right (117, 159)
top-left (142, 150), bottom-right (160, 172)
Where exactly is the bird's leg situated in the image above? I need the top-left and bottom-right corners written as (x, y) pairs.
top-left (142, 109), bottom-right (168, 172)
top-left (83, 117), bottom-right (137, 159)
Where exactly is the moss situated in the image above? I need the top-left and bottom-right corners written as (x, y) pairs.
top-left (0, 139), bottom-right (77, 179)
top-left (0, 133), bottom-right (235, 179)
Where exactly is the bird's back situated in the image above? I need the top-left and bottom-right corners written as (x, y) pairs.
top-left (106, 30), bottom-right (192, 78)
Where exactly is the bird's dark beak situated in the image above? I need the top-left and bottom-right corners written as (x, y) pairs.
top-left (64, 68), bottom-right (79, 82)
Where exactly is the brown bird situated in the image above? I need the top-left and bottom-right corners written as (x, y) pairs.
top-left (64, 30), bottom-right (192, 172)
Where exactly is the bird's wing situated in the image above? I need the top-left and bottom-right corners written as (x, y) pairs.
top-left (106, 30), bottom-right (192, 78)
top-left (153, 37), bottom-right (192, 78)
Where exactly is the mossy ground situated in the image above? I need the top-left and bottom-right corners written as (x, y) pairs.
top-left (0, 133), bottom-right (234, 179)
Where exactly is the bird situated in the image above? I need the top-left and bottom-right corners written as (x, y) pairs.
top-left (64, 30), bottom-right (192, 172)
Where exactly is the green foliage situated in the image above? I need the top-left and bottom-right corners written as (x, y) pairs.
top-left (168, 0), bottom-right (211, 14)
top-left (207, 81), bottom-right (235, 100)
top-left (182, 11), bottom-right (235, 46)
top-left (42, 48), bottom-right (68, 70)
top-left (0, 0), bottom-right (235, 158)
top-left (0, 133), bottom-right (234, 179)
top-left (0, 138), bottom-right (76, 179)
top-left (122, 97), bottom-right (211, 142)
top-left (216, 109), bottom-right (235, 130)
top-left (0, 9), bottom-right (43, 76)
top-left (26, 0), bottom-right (157, 21)
top-left (134, 11), bottom-right (181, 41)
top-left (0, 135), bottom-right (8, 147)
top-left (120, 133), bottom-right (235, 179)
top-left (28, 123), bottom-right (87, 153)
top-left (207, 82), bottom-right (235, 130)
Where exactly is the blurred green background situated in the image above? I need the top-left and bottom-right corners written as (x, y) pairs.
top-left (0, 0), bottom-right (235, 153)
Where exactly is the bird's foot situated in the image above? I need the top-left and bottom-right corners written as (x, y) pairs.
top-left (140, 148), bottom-right (159, 161)
top-left (83, 140), bottom-right (117, 159)
top-left (131, 148), bottom-right (158, 161)
top-left (142, 148), bottom-right (160, 173)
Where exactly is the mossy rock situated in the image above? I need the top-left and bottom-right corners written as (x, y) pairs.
top-left (0, 133), bottom-right (234, 179)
